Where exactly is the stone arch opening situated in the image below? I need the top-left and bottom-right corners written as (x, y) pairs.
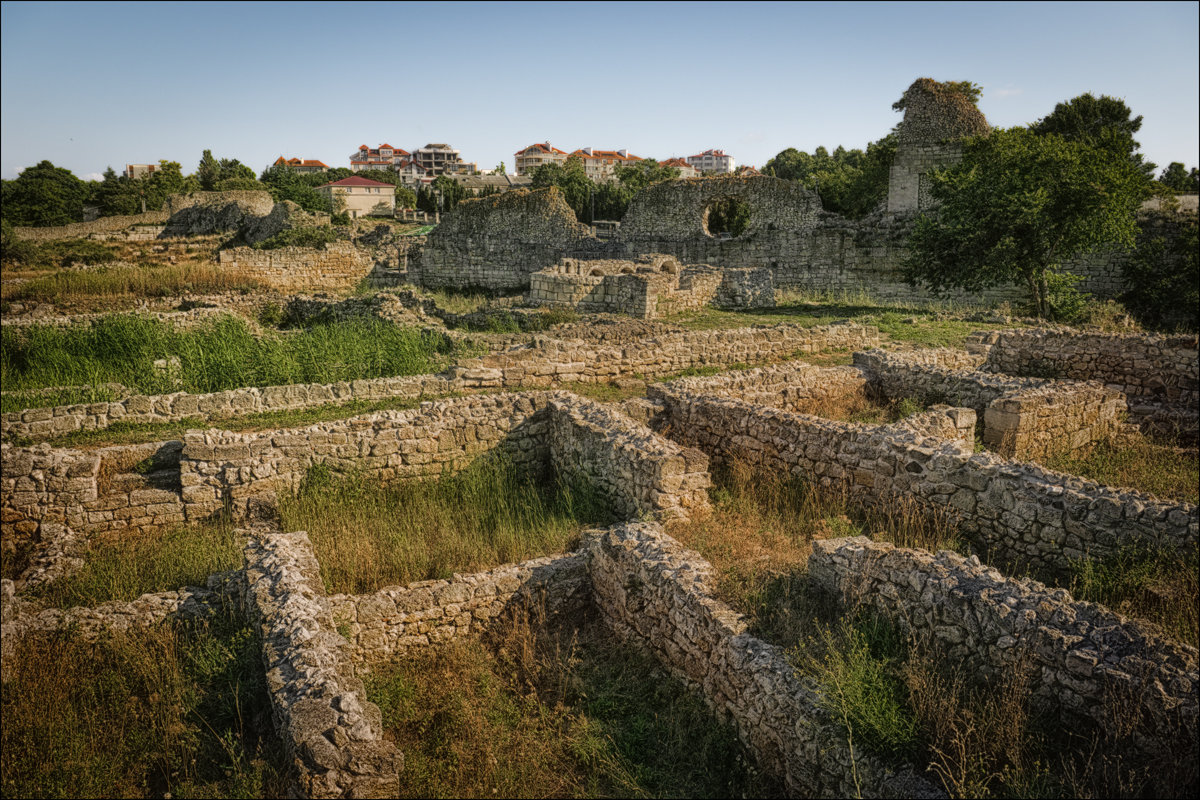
top-left (702, 196), bottom-right (751, 238)
top-left (590, 268), bottom-right (604, 277)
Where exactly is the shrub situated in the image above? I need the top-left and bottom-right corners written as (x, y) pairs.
top-left (250, 225), bottom-right (341, 250)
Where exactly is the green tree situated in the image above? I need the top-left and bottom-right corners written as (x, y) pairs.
top-left (904, 127), bottom-right (1151, 318)
top-left (494, 161), bottom-right (506, 175)
top-left (761, 134), bottom-right (896, 218)
top-left (530, 156), bottom-right (593, 220)
top-left (0, 161), bottom-right (89, 226)
top-left (197, 149), bottom-right (220, 191)
top-left (1121, 214), bottom-right (1199, 330)
top-left (1030, 93), bottom-right (1155, 179)
top-left (1159, 162), bottom-right (1199, 193)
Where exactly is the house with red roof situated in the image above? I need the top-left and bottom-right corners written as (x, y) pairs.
top-left (658, 157), bottom-right (698, 179)
top-left (316, 175), bottom-right (396, 219)
top-left (349, 143), bottom-right (411, 172)
top-left (274, 156), bottom-right (329, 174)
top-left (568, 147), bottom-right (643, 182)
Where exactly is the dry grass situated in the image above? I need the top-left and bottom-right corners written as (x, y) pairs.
top-left (1, 613), bottom-right (289, 799)
top-left (365, 607), bottom-right (781, 799)
top-left (1039, 433), bottom-right (1199, 505)
top-left (1, 262), bottom-right (265, 308)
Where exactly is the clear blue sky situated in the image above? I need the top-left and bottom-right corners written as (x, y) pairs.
top-left (2, 1), bottom-right (1197, 181)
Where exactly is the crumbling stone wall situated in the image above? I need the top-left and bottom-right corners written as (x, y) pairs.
top-left (161, 191), bottom-right (276, 237)
top-left (887, 78), bottom-right (990, 214)
top-left (11, 211), bottom-right (169, 242)
top-left (809, 537), bottom-right (1198, 756)
top-left (650, 388), bottom-right (1197, 575)
top-left (242, 525), bottom-right (401, 798)
top-left (547, 394), bottom-right (711, 521)
top-left (180, 394), bottom-right (555, 521)
top-left (853, 348), bottom-right (1127, 459)
top-left (587, 522), bottom-right (941, 798)
top-left (329, 553), bottom-right (591, 670)
top-left (653, 362), bottom-right (870, 416)
top-left (413, 187), bottom-right (595, 290)
top-left (216, 242), bottom-right (372, 292)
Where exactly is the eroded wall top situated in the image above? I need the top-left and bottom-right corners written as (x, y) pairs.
top-left (617, 176), bottom-right (822, 242)
top-left (426, 186), bottom-right (593, 245)
top-left (895, 78), bottom-right (990, 145)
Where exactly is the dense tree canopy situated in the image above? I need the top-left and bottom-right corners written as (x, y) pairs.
top-left (530, 156), bottom-right (680, 223)
top-left (95, 161), bottom-right (196, 216)
top-left (1159, 162), bottom-right (1200, 194)
top-left (1030, 93), bottom-right (1156, 179)
top-left (0, 161), bottom-right (90, 227)
top-left (761, 135), bottom-right (896, 218)
top-left (904, 126), bottom-right (1151, 318)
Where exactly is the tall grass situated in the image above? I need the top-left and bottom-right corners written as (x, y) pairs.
top-left (280, 457), bottom-right (613, 595)
top-left (365, 609), bottom-right (781, 798)
top-left (1, 612), bottom-right (289, 799)
top-left (1039, 434), bottom-right (1199, 505)
top-left (1, 313), bottom-right (459, 410)
top-left (30, 519), bottom-right (242, 610)
top-left (1, 262), bottom-right (263, 305)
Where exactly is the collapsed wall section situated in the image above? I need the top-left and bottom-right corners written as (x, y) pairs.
top-left (217, 242), bottom-right (373, 292)
top-left (809, 537), bottom-right (1198, 757)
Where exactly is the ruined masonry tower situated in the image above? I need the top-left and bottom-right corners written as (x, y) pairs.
top-left (886, 78), bottom-right (990, 215)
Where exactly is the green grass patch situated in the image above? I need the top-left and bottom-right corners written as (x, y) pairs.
top-left (1, 262), bottom-right (264, 307)
top-left (280, 457), bottom-right (614, 595)
top-left (366, 613), bottom-right (781, 798)
top-left (2, 314), bottom-right (460, 410)
top-left (1039, 435), bottom-right (1199, 505)
top-left (30, 519), bottom-right (241, 609)
top-left (1, 238), bottom-right (118, 271)
top-left (1, 612), bottom-right (289, 799)
top-left (1070, 545), bottom-right (1199, 648)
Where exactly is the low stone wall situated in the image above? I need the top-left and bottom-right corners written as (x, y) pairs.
top-left (650, 389), bottom-right (1197, 575)
top-left (2, 443), bottom-right (99, 563)
top-left (242, 525), bottom-right (401, 798)
top-left (853, 349), bottom-right (1126, 460)
top-left (12, 211), bottom-right (169, 242)
top-left (0, 306), bottom-right (234, 331)
top-left (217, 242), bottom-right (372, 292)
top-left (458, 322), bottom-right (880, 388)
top-left (180, 393), bottom-right (554, 521)
top-left (2, 323), bottom-right (877, 442)
top-left (329, 553), bottom-right (591, 670)
top-left (809, 537), bottom-right (1198, 755)
top-left (587, 522), bottom-right (940, 798)
top-left (973, 328), bottom-right (1200, 405)
top-left (547, 394), bottom-right (710, 521)
top-left (654, 361), bottom-right (870, 415)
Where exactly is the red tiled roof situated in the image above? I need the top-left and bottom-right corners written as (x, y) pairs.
top-left (689, 149), bottom-right (728, 159)
top-left (659, 158), bottom-right (689, 168)
top-left (570, 149), bottom-right (641, 162)
top-left (318, 176), bottom-right (396, 188)
top-left (516, 143), bottom-right (567, 156)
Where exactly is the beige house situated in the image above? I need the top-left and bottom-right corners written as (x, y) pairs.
top-left (686, 149), bottom-right (736, 174)
top-left (124, 163), bottom-right (160, 179)
top-left (350, 143), bottom-right (410, 171)
top-left (659, 157), bottom-right (698, 178)
top-left (317, 175), bottom-right (396, 219)
top-left (514, 142), bottom-right (569, 175)
top-left (274, 156), bottom-right (329, 174)
top-left (569, 147), bottom-right (643, 182)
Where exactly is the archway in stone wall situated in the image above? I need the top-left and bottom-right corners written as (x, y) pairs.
top-left (702, 196), bottom-right (751, 239)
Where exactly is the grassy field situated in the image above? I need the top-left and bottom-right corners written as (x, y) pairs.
top-left (1, 261), bottom-right (263, 310)
top-left (1, 314), bottom-right (460, 412)
top-left (365, 610), bottom-right (781, 799)
top-left (1, 612), bottom-right (290, 799)
top-left (1039, 434), bottom-right (1200, 505)
top-left (25, 518), bottom-right (241, 609)
top-left (668, 461), bottom-right (1198, 797)
top-left (280, 457), bottom-right (614, 595)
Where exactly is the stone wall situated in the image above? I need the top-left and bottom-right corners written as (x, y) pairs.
top-left (650, 388), bottom-right (1197, 575)
top-left (853, 348), bottom-right (1127, 459)
top-left (809, 537), bottom-right (1198, 756)
top-left (973, 328), bottom-right (1199, 405)
top-left (652, 361), bottom-right (870, 415)
top-left (12, 211), bottom-right (169, 242)
top-left (887, 143), bottom-right (963, 214)
top-left (413, 187), bottom-right (595, 290)
top-left (161, 191), bottom-right (276, 237)
top-left (242, 525), bottom-right (401, 798)
top-left (587, 522), bottom-right (940, 798)
top-left (179, 393), bottom-right (554, 521)
top-left (329, 553), bottom-right (591, 670)
top-left (547, 394), bottom-right (711, 521)
top-left (217, 242), bottom-right (372, 292)
top-left (2, 322), bottom-right (878, 442)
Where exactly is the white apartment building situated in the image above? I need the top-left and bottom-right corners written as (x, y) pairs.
top-left (686, 149), bottom-right (736, 174)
